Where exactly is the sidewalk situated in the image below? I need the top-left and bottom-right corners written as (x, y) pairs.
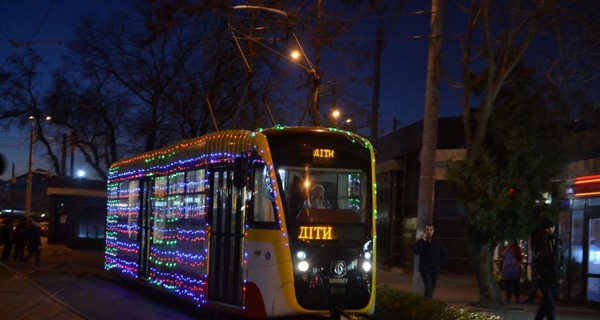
top-left (377, 267), bottom-right (599, 320)
top-left (0, 238), bottom-right (197, 320)
top-left (2, 240), bottom-right (599, 320)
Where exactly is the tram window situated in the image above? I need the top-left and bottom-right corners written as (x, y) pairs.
top-left (252, 165), bottom-right (276, 224)
top-left (186, 169), bottom-right (206, 193)
top-left (153, 176), bottom-right (168, 243)
top-left (281, 167), bottom-right (367, 224)
top-left (126, 180), bottom-right (139, 240)
top-left (168, 172), bottom-right (185, 194)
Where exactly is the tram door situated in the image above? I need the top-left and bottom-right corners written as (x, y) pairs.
top-left (208, 167), bottom-right (245, 305)
top-left (138, 178), bottom-right (153, 277)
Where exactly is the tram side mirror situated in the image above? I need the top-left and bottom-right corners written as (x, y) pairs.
top-left (234, 156), bottom-right (248, 188)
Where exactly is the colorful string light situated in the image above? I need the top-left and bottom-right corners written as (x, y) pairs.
top-left (105, 130), bottom-right (288, 307)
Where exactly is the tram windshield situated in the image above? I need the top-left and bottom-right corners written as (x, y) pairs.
top-left (279, 167), bottom-right (368, 225)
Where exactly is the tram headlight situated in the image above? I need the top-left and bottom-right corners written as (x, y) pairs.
top-left (362, 248), bottom-right (373, 272)
top-left (362, 261), bottom-right (372, 272)
top-left (296, 250), bottom-right (307, 260)
top-left (298, 260), bottom-right (310, 272)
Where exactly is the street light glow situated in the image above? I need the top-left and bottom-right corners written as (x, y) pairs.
top-left (332, 109), bottom-right (340, 119)
top-left (77, 169), bottom-right (86, 178)
top-left (290, 49), bottom-right (301, 60)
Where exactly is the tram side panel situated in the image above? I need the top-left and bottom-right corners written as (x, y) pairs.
top-left (105, 180), bottom-right (142, 278)
top-left (105, 174), bottom-right (210, 306)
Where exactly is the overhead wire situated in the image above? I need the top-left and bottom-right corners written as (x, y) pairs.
top-left (0, 0), bottom-right (57, 68)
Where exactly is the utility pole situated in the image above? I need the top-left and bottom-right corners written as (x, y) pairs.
top-left (61, 133), bottom-right (67, 177)
top-left (25, 121), bottom-right (35, 219)
top-left (370, 25), bottom-right (383, 142)
top-left (309, 0), bottom-right (323, 126)
top-left (413, 0), bottom-right (445, 293)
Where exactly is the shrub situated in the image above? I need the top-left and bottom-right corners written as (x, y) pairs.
top-left (374, 285), bottom-right (502, 320)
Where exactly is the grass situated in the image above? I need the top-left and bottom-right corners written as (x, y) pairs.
top-left (374, 285), bottom-right (502, 320)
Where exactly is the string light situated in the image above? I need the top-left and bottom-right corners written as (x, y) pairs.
top-left (105, 130), bottom-right (289, 307)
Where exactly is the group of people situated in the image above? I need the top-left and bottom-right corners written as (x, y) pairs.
top-left (414, 218), bottom-right (563, 320)
top-left (0, 217), bottom-right (43, 268)
top-left (499, 218), bottom-right (563, 319)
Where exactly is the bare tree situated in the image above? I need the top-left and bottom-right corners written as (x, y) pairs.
top-left (459, 0), bottom-right (554, 158)
top-left (45, 67), bottom-right (132, 180)
top-left (0, 51), bottom-right (63, 175)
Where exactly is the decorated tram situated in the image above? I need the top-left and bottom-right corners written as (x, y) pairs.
top-left (104, 126), bottom-right (377, 318)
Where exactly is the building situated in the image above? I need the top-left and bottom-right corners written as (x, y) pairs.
top-left (559, 126), bottom-right (600, 309)
top-left (46, 177), bottom-right (106, 249)
top-left (374, 116), bottom-right (600, 308)
top-left (0, 172), bottom-right (106, 249)
top-left (375, 116), bottom-right (468, 272)
top-left (0, 169), bottom-right (52, 221)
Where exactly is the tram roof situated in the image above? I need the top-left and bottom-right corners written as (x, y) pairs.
top-left (108, 126), bottom-right (373, 180)
top-left (108, 129), bottom-right (262, 179)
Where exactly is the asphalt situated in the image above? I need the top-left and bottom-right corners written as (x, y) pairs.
top-left (1, 238), bottom-right (599, 320)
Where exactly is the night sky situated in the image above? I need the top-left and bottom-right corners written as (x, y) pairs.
top-left (0, 0), bottom-right (464, 180)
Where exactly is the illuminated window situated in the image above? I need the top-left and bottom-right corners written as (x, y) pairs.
top-left (253, 165), bottom-right (276, 223)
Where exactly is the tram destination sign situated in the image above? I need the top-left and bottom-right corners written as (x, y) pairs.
top-left (312, 148), bottom-right (335, 164)
top-left (298, 225), bottom-right (333, 240)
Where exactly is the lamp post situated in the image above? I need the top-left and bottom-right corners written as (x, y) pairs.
top-left (25, 115), bottom-right (51, 219)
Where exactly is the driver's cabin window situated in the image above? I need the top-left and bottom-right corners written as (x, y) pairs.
top-left (253, 165), bottom-right (276, 224)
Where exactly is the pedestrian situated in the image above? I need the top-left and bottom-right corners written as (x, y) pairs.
top-left (12, 218), bottom-right (27, 261)
top-left (501, 240), bottom-right (523, 303)
top-left (413, 223), bottom-right (448, 298)
top-left (532, 218), bottom-right (563, 320)
top-left (1, 218), bottom-right (14, 261)
top-left (21, 219), bottom-right (42, 268)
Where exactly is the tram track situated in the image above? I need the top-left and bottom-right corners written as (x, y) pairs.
top-left (1, 255), bottom-right (204, 320)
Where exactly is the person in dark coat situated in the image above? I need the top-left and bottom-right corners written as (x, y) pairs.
top-left (1, 218), bottom-right (14, 261)
top-left (413, 223), bottom-right (448, 298)
top-left (526, 223), bottom-right (543, 304)
top-left (532, 218), bottom-right (563, 320)
top-left (21, 220), bottom-right (42, 267)
top-left (12, 218), bottom-right (27, 261)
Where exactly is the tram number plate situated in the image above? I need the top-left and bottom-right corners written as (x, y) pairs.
top-left (329, 287), bottom-right (347, 295)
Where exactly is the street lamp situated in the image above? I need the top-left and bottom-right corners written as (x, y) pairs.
top-left (290, 49), bottom-right (301, 60)
top-left (330, 108), bottom-right (341, 127)
top-left (25, 115), bottom-right (51, 219)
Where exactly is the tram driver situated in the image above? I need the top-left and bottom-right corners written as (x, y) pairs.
top-left (303, 184), bottom-right (332, 209)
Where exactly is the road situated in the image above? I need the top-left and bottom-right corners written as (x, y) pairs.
top-left (0, 241), bottom-right (211, 320)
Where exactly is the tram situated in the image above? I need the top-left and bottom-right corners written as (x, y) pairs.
top-left (104, 126), bottom-right (377, 318)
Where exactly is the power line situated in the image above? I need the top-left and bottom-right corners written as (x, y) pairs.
top-left (27, 0), bottom-right (57, 47)
top-left (0, 0), bottom-right (57, 68)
